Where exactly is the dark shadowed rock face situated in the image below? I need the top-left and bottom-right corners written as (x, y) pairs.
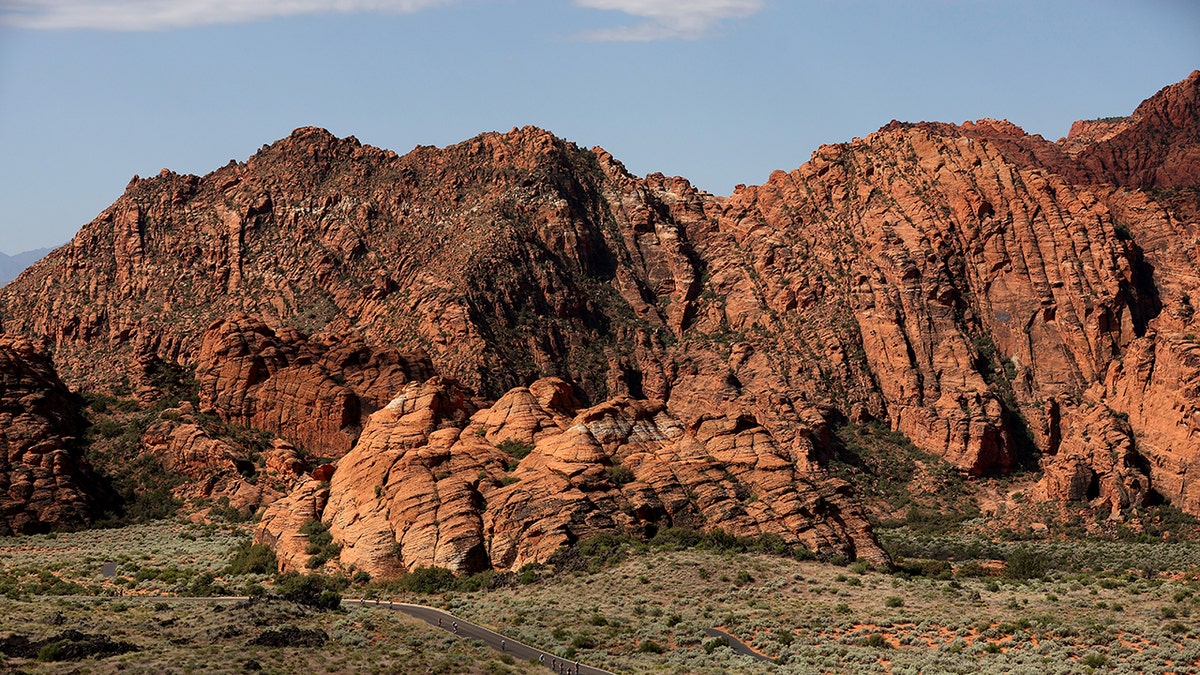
top-left (2, 73), bottom-right (1200, 567)
top-left (0, 337), bottom-right (98, 534)
top-left (195, 313), bottom-right (435, 457)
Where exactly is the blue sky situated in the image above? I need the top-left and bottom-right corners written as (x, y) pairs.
top-left (0, 0), bottom-right (1197, 255)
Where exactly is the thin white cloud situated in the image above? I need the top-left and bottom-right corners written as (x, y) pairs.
top-left (0, 0), bottom-right (453, 31)
top-left (575, 0), bottom-right (763, 41)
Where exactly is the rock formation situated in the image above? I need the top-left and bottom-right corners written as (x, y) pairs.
top-left (0, 337), bottom-right (98, 534)
top-left (195, 314), bottom-right (434, 457)
top-left (140, 402), bottom-right (309, 513)
top-left (1, 71), bottom-right (1199, 568)
top-left (258, 377), bottom-right (888, 575)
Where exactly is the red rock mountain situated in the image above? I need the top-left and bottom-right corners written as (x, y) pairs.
top-left (1, 71), bottom-right (1197, 570)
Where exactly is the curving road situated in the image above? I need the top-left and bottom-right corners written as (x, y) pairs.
top-left (56, 593), bottom-right (614, 674)
top-left (345, 599), bottom-right (614, 675)
top-left (703, 627), bottom-right (775, 663)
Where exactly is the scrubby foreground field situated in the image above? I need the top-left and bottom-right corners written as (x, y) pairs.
top-left (3, 522), bottom-right (1200, 673)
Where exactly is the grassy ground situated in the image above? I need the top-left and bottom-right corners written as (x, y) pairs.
top-left (5, 521), bottom-right (1200, 674)
top-left (0, 595), bottom-right (537, 674)
top-left (421, 542), bottom-right (1200, 674)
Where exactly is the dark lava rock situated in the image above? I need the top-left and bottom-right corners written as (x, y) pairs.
top-left (248, 627), bottom-right (328, 648)
top-left (0, 634), bottom-right (36, 659)
top-left (0, 630), bottom-right (137, 661)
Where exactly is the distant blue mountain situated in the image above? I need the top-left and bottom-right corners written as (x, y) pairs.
top-left (0, 247), bottom-right (52, 287)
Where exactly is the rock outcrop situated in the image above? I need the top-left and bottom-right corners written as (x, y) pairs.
top-left (258, 377), bottom-right (887, 576)
top-left (140, 403), bottom-right (310, 513)
top-left (195, 314), bottom-right (434, 457)
top-left (1069, 70), bottom-right (1200, 189)
top-left (0, 337), bottom-right (98, 534)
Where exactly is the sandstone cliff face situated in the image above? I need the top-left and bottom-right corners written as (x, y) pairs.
top-left (195, 314), bottom-right (434, 457)
top-left (2, 72), bottom-right (1199, 562)
top-left (0, 337), bottom-right (97, 534)
top-left (257, 377), bottom-right (887, 576)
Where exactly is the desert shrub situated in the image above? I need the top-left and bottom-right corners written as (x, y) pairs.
top-left (497, 439), bottom-right (534, 467)
top-left (894, 557), bottom-right (952, 579)
top-left (571, 633), bottom-right (596, 649)
top-left (904, 506), bottom-right (977, 535)
top-left (1005, 547), bottom-right (1048, 580)
top-left (650, 527), bottom-right (705, 550)
top-left (399, 566), bottom-right (457, 594)
top-left (605, 463), bottom-right (635, 485)
top-left (209, 496), bottom-right (254, 523)
top-left (850, 560), bottom-right (874, 574)
top-left (455, 569), bottom-right (495, 592)
top-left (637, 639), bottom-right (665, 654)
top-left (226, 541), bottom-right (277, 576)
top-left (300, 520), bottom-right (341, 568)
top-left (37, 641), bottom-right (66, 662)
top-left (518, 563), bottom-right (540, 585)
top-left (274, 572), bottom-right (342, 609)
top-left (186, 571), bottom-right (230, 597)
top-left (703, 636), bottom-right (730, 654)
top-left (859, 633), bottom-right (891, 649)
top-left (885, 596), bottom-right (904, 608)
top-left (956, 561), bottom-right (989, 578)
top-left (572, 531), bottom-right (639, 568)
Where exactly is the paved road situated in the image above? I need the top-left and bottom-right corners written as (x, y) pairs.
top-left (346, 599), bottom-right (614, 675)
top-left (703, 627), bottom-right (775, 663)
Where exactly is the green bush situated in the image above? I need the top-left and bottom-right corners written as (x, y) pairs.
top-left (1005, 546), bottom-right (1048, 580)
top-left (518, 563), bottom-right (540, 585)
top-left (226, 541), bottom-right (277, 575)
top-left (497, 439), bottom-right (534, 464)
top-left (187, 571), bottom-right (229, 597)
top-left (37, 641), bottom-right (66, 662)
top-left (605, 463), bottom-right (635, 485)
top-left (274, 572), bottom-right (342, 609)
top-left (571, 633), bottom-right (597, 649)
top-left (703, 636), bottom-right (730, 654)
top-left (637, 640), bottom-right (665, 654)
top-left (859, 633), bottom-right (891, 649)
top-left (456, 569), bottom-right (495, 592)
top-left (300, 520), bottom-right (341, 568)
top-left (399, 566), bottom-right (457, 594)
top-left (209, 496), bottom-right (254, 523)
top-left (895, 557), bottom-right (952, 579)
